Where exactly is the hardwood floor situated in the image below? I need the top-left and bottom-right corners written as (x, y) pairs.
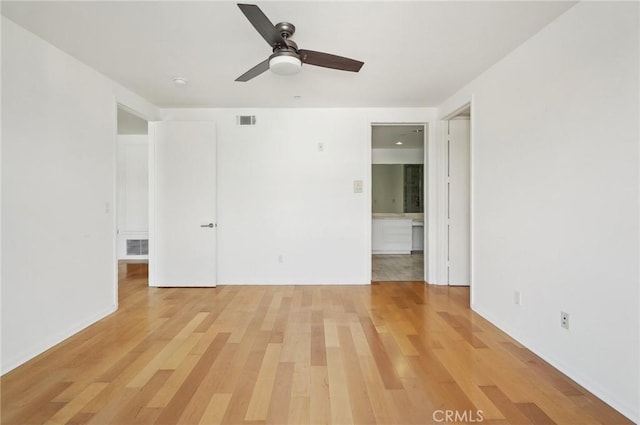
top-left (1, 263), bottom-right (631, 425)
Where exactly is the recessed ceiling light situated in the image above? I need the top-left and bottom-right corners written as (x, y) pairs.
top-left (172, 77), bottom-right (188, 85)
top-left (395, 141), bottom-right (404, 145)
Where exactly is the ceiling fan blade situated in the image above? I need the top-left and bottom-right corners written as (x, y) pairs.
top-left (237, 4), bottom-right (286, 48)
top-left (235, 58), bottom-right (270, 82)
top-left (298, 50), bottom-right (364, 72)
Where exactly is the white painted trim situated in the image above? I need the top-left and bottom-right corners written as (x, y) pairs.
top-left (366, 124), bottom-right (373, 282)
top-left (148, 122), bottom-right (158, 287)
top-left (111, 99), bottom-right (119, 309)
top-left (220, 281), bottom-right (371, 286)
top-left (422, 123), bottom-right (430, 283)
top-left (426, 122), bottom-right (438, 284)
top-left (430, 121), bottom-right (449, 285)
top-left (1, 305), bottom-right (116, 375)
top-left (468, 97), bottom-right (476, 305)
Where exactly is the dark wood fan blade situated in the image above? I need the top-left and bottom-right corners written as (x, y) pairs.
top-left (298, 50), bottom-right (364, 72)
top-left (238, 4), bottom-right (286, 48)
top-left (235, 59), bottom-right (270, 82)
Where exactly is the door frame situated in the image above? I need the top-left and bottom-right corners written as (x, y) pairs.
top-left (439, 99), bottom-right (474, 301)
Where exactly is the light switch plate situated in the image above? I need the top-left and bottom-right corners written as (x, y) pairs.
top-left (353, 180), bottom-right (363, 193)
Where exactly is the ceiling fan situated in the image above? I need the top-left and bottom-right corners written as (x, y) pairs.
top-left (235, 3), bottom-right (364, 82)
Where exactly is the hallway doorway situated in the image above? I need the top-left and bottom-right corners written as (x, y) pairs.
top-left (116, 106), bottom-right (149, 294)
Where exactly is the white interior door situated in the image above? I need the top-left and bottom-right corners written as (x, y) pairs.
top-left (149, 121), bottom-right (217, 287)
top-left (448, 119), bottom-right (470, 286)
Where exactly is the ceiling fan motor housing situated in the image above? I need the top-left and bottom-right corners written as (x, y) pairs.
top-left (275, 22), bottom-right (296, 39)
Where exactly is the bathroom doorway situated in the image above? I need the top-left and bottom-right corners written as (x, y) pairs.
top-left (371, 124), bottom-right (425, 281)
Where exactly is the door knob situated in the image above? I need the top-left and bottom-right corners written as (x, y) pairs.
top-left (200, 223), bottom-right (215, 228)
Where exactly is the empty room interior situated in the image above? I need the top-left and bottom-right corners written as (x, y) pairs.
top-left (1, 1), bottom-right (638, 424)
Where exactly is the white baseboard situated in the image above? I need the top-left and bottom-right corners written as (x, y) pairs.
top-left (218, 281), bottom-right (372, 286)
top-left (1, 305), bottom-right (117, 375)
top-left (471, 303), bottom-right (639, 423)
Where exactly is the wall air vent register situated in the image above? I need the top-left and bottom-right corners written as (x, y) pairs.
top-left (126, 239), bottom-right (148, 256)
top-left (237, 115), bottom-right (256, 125)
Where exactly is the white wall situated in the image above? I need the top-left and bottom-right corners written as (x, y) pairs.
top-left (438, 2), bottom-right (639, 421)
top-left (117, 135), bottom-right (149, 260)
top-left (160, 108), bottom-right (435, 284)
top-left (1, 17), bottom-right (158, 373)
top-left (117, 108), bottom-right (148, 135)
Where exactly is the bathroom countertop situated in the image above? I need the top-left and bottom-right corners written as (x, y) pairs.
top-left (372, 213), bottom-right (424, 220)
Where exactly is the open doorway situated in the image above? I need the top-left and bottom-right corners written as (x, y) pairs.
top-left (116, 106), bottom-right (149, 288)
top-left (371, 124), bottom-right (425, 281)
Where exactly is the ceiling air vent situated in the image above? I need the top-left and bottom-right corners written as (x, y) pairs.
top-left (237, 115), bottom-right (256, 126)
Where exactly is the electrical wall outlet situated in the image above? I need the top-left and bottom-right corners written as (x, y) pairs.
top-left (561, 312), bottom-right (570, 329)
top-left (514, 291), bottom-right (521, 305)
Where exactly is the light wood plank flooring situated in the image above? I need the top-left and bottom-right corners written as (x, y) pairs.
top-left (1, 263), bottom-right (631, 425)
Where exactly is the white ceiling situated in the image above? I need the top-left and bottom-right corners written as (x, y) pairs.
top-left (372, 125), bottom-right (424, 149)
top-left (1, 1), bottom-right (575, 108)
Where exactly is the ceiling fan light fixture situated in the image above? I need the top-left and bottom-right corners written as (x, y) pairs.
top-left (269, 55), bottom-right (302, 76)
